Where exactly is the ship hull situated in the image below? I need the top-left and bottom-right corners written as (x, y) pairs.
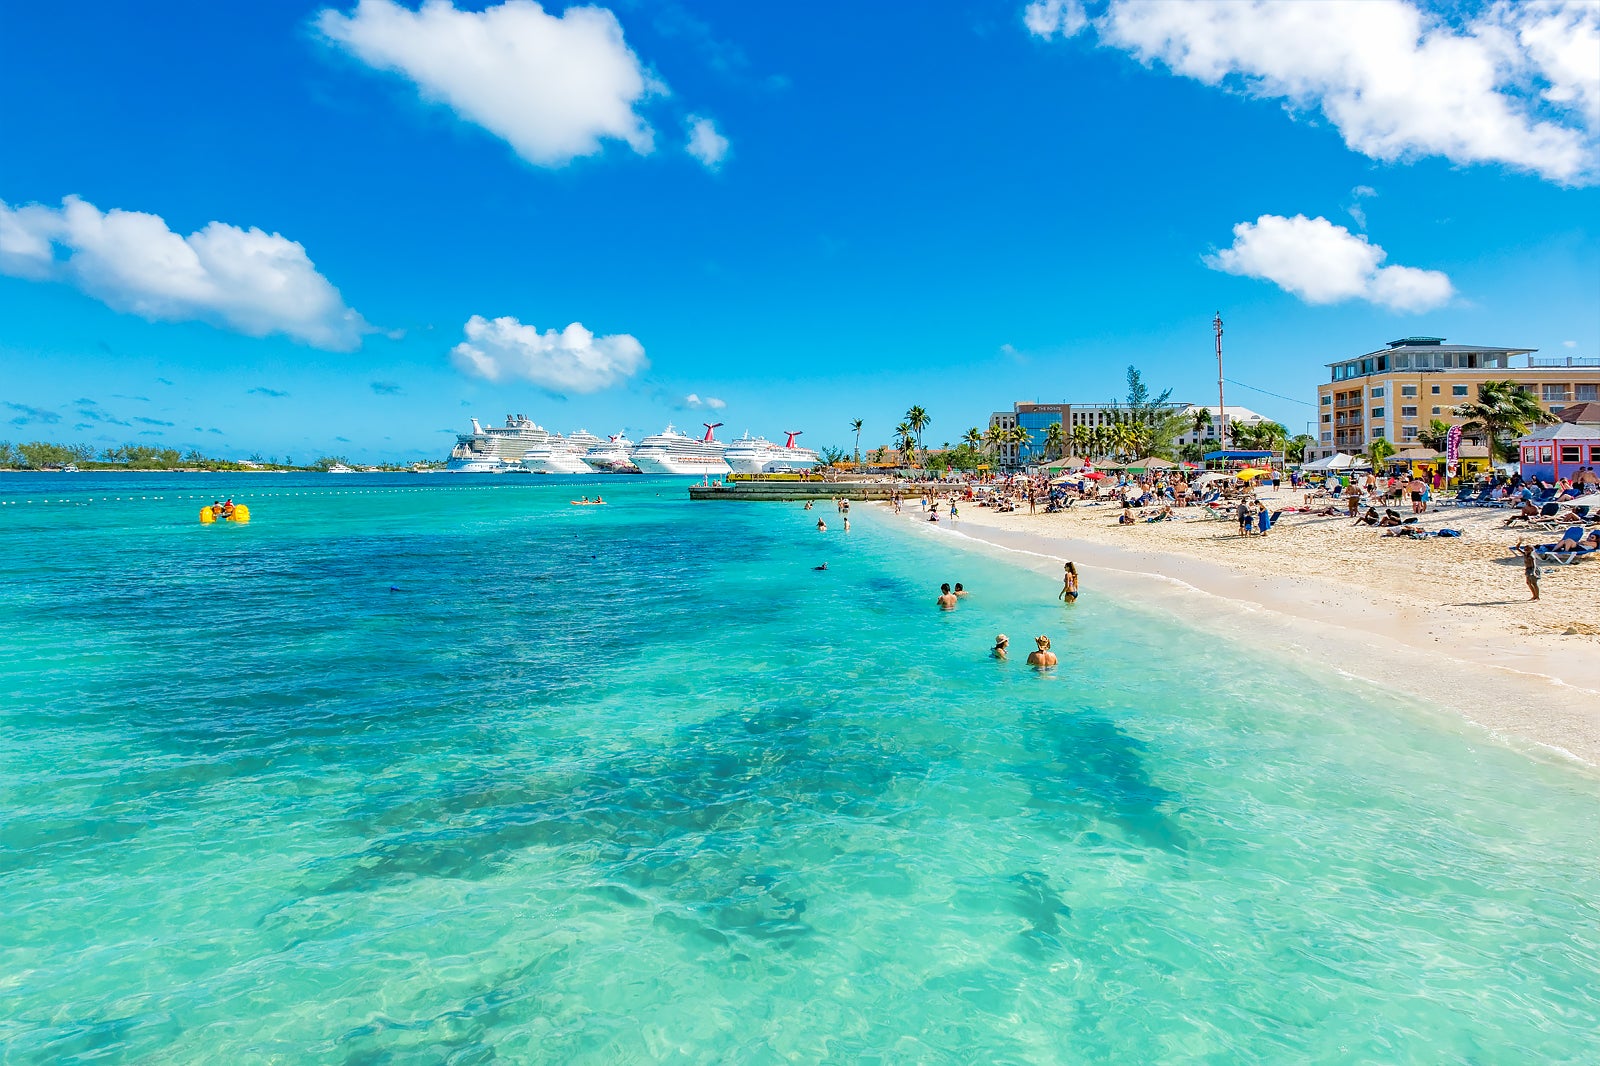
top-left (632, 453), bottom-right (733, 476)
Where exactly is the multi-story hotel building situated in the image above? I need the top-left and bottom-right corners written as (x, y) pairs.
top-left (988, 399), bottom-right (1195, 466)
top-left (1309, 337), bottom-right (1600, 459)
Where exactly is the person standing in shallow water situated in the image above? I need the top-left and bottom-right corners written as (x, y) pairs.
top-left (1026, 635), bottom-right (1058, 668)
top-left (991, 634), bottom-right (1009, 660)
top-left (1059, 561), bottom-right (1078, 603)
top-left (937, 583), bottom-right (958, 610)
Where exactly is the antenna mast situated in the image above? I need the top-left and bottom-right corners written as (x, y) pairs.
top-left (1213, 312), bottom-right (1227, 448)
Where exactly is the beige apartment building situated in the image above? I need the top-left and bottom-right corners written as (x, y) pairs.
top-left (1309, 337), bottom-right (1600, 459)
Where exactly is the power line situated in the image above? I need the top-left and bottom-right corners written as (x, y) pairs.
top-left (1224, 378), bottom-right (1317, 408)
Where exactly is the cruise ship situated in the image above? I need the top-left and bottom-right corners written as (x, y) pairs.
top-left (521, 431), bottom-right (601, 474)
top-left (630, 423), bottom-right (732, 476)
top-left (446, 414), bottom-right (551, 472)
top-left (581, 433), bottom-right (640, 474)
top-left (724, 431), bottom-right (820, 474)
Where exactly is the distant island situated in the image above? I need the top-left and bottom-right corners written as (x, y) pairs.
top-left (0, 441), bottom-right (435, 473)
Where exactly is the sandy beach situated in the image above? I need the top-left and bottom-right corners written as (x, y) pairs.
top-left (887, 490), bottom-right (1600, 768)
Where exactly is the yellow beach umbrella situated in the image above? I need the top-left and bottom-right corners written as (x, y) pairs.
top-left (1236, 468), bottom-right (1272, 480)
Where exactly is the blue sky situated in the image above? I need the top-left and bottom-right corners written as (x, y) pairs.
top-left (2, 0), bottom-right (1596, 460)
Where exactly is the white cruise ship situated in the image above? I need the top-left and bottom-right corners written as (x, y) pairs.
top-left (581, 433), bottom-right (640, 474)
top-left (520, 433), bottom-right (595, 474)
top-left (446, 414), bottom-right (551, 472)
top-left (631, 423), bottom-right (731, 476)
top-left (724, 431), bottom-right (821, 474)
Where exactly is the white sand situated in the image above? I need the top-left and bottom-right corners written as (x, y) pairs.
top-left (886, 492), bottom-right (1600, 769)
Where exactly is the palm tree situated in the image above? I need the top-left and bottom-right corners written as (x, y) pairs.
top-left (849, 418), bottom-right (864, 469)
top-left (1285, 434), bottom-right (1315, 463)
top-left (1042, 421), bottom-right (1067, 461)
top-left (1366, 437), bottom-right (1396, 469)
top-left (894, 421), bottom-right (916, 466)
top-left (1454, 381), bottom-right (1547, 463)
top-left (905, 406), bottom-right (930, 467)
top-left (1190, 406), bottom-right (1212, 444)
top-left (1109, 421), bottom-right (1137, 459)
top-left (1008, 425), bottom-right (1033, 466)
top-left (1416, 418), bottom-right (1453, 452)
top-left (961, 427), bottom-right (983, 452)
top-left (1069, 424), bottom-right (1092, 459)
top-left (1253, 420), bottom-right (1289, 455)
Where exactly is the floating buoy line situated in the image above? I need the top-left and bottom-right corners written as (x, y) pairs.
top-left (0, 484), bottom-right (545, 506)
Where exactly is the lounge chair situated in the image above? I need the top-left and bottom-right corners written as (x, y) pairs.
top-left (1516, 527), bottom-right (1600, 565)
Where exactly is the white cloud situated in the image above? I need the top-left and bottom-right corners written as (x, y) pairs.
top-left (317, 0), bottom-right (661, 167)
top-left (451, 315), bottom-right (647, 392)
top-left (685, 116), bottom-right (729, 169)
top-left (1028, 0), bottom-right (1599, 185)
top-left (1206, 213), bottom-right (1454, 312)
top-left (1023, 0), bottom-right (1087, 40)
top-left (0, 195), bottom-right (367, 348)
top-left (683, 393), bottom-right (725, 409)
top-left (1565, 339), bottom-right (1578, 348)
top-left (1345, 183), bottom-right (1377, 229)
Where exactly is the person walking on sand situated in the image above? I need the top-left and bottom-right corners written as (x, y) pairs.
top-left (1059, 561), bottom-right (1079, 603)
top-left (1513, 542), bottom-right (1541, 601)
top-left (937, 583), bottom-right (958, 610)
top-left (1237, 499), bottom-right (1251, 537)
top-left (1026, 635), bottom-right (1058, 668)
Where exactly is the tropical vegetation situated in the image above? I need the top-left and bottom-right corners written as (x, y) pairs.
top-left (1452, 381), bottom-right (1549, 464)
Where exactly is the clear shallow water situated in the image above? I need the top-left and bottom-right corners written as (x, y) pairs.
top-left (2, 473), bottom-right (1598, 1063)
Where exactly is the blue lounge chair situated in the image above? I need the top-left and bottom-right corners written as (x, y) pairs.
top-left (1523, 526), bottom-right (1600, 565)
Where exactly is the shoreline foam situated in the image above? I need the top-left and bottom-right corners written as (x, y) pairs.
top-left (877, 497), bottom-right (1600, 769)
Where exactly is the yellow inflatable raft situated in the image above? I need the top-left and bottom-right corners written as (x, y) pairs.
top-left (200, 504), bottom-right (250, 524)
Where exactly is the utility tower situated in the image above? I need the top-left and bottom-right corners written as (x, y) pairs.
top-left (1213, 312), bottom-right (1227, 449)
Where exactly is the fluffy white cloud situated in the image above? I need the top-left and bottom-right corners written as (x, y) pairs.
top-left (683, 393), bottom-right (725, 409)
top-left (1027, 0), bottom-right (1599, 184)
top-left (1206, 213), bottom-right (1454, 312)
top-left (317, 0), bottom-right (660, 167)
top-left (1023, 0), bottom-right (1087, 39)
top-left (686, 116), bottom-right (729, 169)
top-left (0, 195), bottom-right (367, 349)
top-left (451, 315), bottom-right (646, 392)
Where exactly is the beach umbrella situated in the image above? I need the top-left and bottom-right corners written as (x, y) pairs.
top-left (1083, 471), bottom-right (1106, 480)
top-left (1566, 491), bottom-right (1600, 508)
top-left (1236, 468), bottom-right (1271, 480)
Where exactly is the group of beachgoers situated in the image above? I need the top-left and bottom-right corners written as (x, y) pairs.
top-left (806, 496), bottom-right (852, 533)
top-left (937, 562), bottom-right (1080, 671)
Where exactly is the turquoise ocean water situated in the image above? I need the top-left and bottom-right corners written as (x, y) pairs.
top-left (2, 473), bottom-right (1598, 1063)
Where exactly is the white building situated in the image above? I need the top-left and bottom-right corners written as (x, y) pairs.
top-left (1172, 405), bottom-right (1269, 449)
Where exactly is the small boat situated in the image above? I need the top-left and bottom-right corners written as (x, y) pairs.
top-left (200, 504), bottom-right (251, 524)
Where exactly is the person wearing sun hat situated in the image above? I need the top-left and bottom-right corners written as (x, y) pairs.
top-left (991, 634), bottom-right (1009, 660)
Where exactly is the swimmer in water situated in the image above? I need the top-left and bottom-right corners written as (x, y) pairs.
top-left (953, 582), bottom-right (967, 597)
top-left (1026, 635), bottom-right (1058, 669)
top-left (816, 518), bottom-right (827, 532)
top-left (813, 562), bottom-right (828, 571)
top-left (991, 634), bottom-right (1009, 660)
top-left (937, 583), bottom-right (957, 610)
top-left (843, 517), bottom-right (850, 532)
